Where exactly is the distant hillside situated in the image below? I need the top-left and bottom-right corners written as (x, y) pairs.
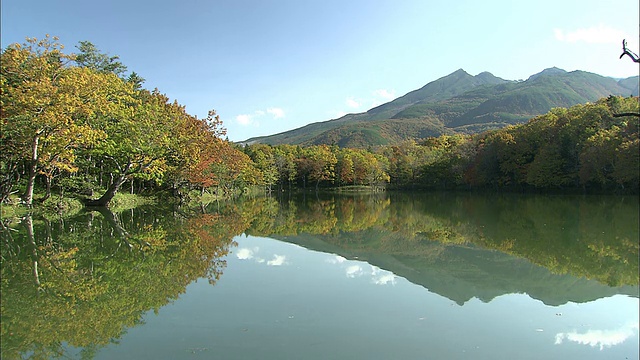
top-left (242, 68), bottom-right (638, 148)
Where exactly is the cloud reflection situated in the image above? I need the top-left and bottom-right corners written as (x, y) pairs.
top-left (373, 273), bottom-right (397, 285)
top-left (236, 247), bottom-right (277, 265)
top-left (326, 255), bottom-right (347, 264)
top-left (236, 247), bottom-right (255, 260)
top-left (345, 265), bottom-right (364, 278)
top-left (325, 256), bottom-right (398, 285)
top-left (371, 266), bottom-right (397, 285)
top-left (267, 254), bottom-right (287, 266)
top-left (555, 322), bottom-right (639, 350)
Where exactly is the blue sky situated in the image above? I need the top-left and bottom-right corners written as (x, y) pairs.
top-left (2, 0), bottom-right (638, 141)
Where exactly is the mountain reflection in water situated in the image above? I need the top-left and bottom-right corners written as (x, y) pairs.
top-left (1, 191), bottom-right (637, 359)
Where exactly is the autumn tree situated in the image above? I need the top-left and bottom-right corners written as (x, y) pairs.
top-left (165, 109), bottom-right (227, 199)
top-left (336, 149), bottom-right (356, 185)
top-left (297, 145), bottom-right (337, 191)
top-left (244, 144), bottom-right (278, 193)
top-left (1, 36), bottom-right (122, 206)
top-left (85, 89), bottom-right (188, 206)
top-left (273, 145), bottom-right (298, 191)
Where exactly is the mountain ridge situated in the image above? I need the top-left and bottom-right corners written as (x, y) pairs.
top-left (241, 68), bottom-right (639, 147)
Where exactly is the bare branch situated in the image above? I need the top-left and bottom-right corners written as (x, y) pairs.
top-left (620, 39), bottom-right (640, 63)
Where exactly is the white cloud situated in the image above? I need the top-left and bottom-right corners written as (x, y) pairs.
top-left (331, 90), bottom-right (397, 120)
top-left (373, 89), bottom-right (396, 100)
top-left (235, 107), bottom-right (284, 126)
top-left (346, 97), bottom-right (361, 109)
top-left (555, 322), bottom-right (639, 350)
top-left (235, 114), bottom-right (254, 126)
top-left (267, 254), bottom-right (287, 266)
top-left (554, 24), bottom-right (627, 44)
top-left (267, 107), bottom-right (285, 119)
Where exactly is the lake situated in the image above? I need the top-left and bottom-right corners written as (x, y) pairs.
top-left (1, 192), bottom-right (638, 359)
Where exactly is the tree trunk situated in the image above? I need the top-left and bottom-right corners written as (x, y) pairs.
top-left (24, 215), bottom-right (41, 288)
top-left (99, 161), bottom-right (104, 188)
top-left (85, 173), bottom-right (127, 207)
top-left (92, 206), bottom-right (129, 238)
top-left (42, 176), bottom-right (52, 202)
top-left (23, 136), bottom-right (39, 207)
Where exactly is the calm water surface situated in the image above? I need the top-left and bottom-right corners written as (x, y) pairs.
top-left (1, 192), bottom-right (638, 359)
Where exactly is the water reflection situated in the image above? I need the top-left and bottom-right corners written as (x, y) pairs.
top-left (333, 257), bottom-right (397, 285)
top-left (267, 254), bottom-right (287, 266)
top-left (1, 192), bottom-right (638, 359)
top-left (242, 192), bottom-right (638, 305)
top-left (555, 322), bottom-right (640, 350)
top-left (0, 206), bottom-right (237, 359)
top-left (235, 246), bottom-right (288, 266)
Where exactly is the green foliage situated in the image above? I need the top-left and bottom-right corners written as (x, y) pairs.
top-left (238, 192), bottom-right (638, 289)
top-left (74, 40), bottom-right (128, 77)
top-left (2, 36), bottom-right (636, 207)
top-left (1, 36), bottom-right (240, 207)
top-left (464, 96), bottom-right (639, 192)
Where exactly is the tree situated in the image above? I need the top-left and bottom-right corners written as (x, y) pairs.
top-left (361, 152), bottom-right (390, 187)
top-left (298, 145), bottom-right (337, 191)
top-left (85, 89), bottom-right (186, 206)
top-left (381, 140), bottom-right (426, 188)
top-left (336, 149), bottom-right (356, 185)
top-left (74, 40), bottom-right (128, 77)
top-left (1, 36), bottom-right (118, 206)
top-left (273, 145), bottom-right (298, 191)
top-left (579, 128), bottom-right (619, 187)
top-left (244, 144), bottom-right (278, 193)
top-left (166, 109), bottom-right (228, 200)
top-left (126, 71), bottom-right (146, 91)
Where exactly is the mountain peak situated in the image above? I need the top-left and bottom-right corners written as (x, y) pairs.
top-left (242, 68), bottom-right (635, 147)
top-left (527, 67), bottom-right (567, 81)
top-left (448, 68), bottom-right (472, 78)
top-left (475, 71), bottom-right (509, 85)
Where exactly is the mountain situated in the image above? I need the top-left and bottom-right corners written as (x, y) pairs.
top-left (242, 68), bottom-right (639, 147)
top-left (526, 66), bottom-right (567, 81)
top-left (618, 75), bottom-right (640, 95)
top-left (363, 68), bottom-right (511, 121)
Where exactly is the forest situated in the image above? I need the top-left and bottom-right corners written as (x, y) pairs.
top-left (1, 36), bottom-right (639, 210)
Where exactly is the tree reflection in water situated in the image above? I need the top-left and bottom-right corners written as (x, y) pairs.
top-left (1, 192), bottom-right (638, 359)
top-left (0, 206), bottom-right (238, 359)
